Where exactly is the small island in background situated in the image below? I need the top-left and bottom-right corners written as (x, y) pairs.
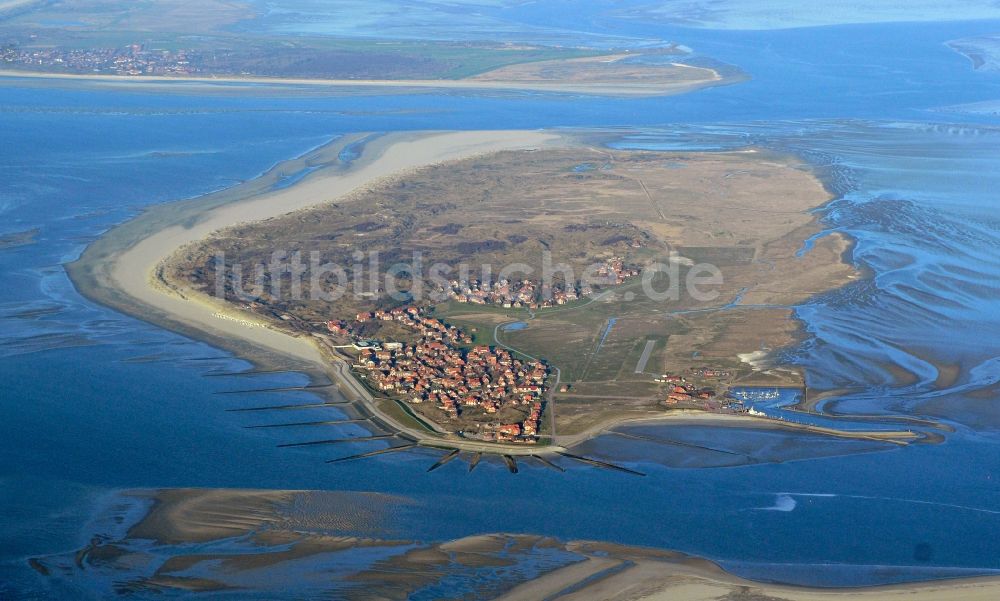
top-left (0, 0), bottom-right (739, 95)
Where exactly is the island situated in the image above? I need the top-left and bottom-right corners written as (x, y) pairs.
top-left (67, 129), bottom-right (932, 465)
top-left (0, 1), bottom-right (739, 96)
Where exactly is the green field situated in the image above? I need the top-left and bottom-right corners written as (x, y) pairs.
top-left (435, 275), bottom-right (687, 387)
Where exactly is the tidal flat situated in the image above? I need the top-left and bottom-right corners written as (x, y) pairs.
top-left (34, 487), bottom-right (1000, 600)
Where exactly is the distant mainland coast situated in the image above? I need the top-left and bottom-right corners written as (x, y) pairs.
top-left (0, 52), bottom-right (737, 97)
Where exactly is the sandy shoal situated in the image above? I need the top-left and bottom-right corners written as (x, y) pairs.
top-left (496, 542), bottom-right (1000, 601)
top-left (56, 487), bottom-right (1000, 600)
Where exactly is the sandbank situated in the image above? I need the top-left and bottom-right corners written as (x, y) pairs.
top-left (37, 487), bottom-right (1000, 600)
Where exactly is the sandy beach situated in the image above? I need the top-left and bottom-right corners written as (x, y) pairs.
top-left (0, 66), bottom-right (726, 97)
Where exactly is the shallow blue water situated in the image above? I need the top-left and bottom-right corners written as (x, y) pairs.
top-left (3, 16), bottom-right (1000, 598)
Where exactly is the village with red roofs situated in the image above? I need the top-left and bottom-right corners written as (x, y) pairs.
top-left (328, 306), bottom-right (549, 443)
top-left (315, 258), bottom-right (645, 444)
top-left (315, 255), bottom-right (759, 445)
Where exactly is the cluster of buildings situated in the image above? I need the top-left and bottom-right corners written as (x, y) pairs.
top-left (334, 306), bottom-right (548, 443)
top-left (595, 257), bottom-right (641, 285)
top-left (357, 342), bottom-right (547, 418)
top-left (441, 278), bottom-right (577, 309)
top-left (335, 306), bottom-right (473, 346)
top-left (2, 44), bottom-right (199, 76)
top-left (689, 367), bottom-right (732, 379)
top-left (483, 400), bottom-right (542, 442)
top-left (664, 383), bottom-right (717, 404)
top-left (441, 257), bottom-right (641, 309)
top-left (654, 373), bottom-right (718, 405)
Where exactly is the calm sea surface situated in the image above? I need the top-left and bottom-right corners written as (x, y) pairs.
top-left (3, 18), bottom-right (1000, 598)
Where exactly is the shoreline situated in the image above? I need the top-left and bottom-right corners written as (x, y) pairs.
top-left (0, 66), bottom-right (731, 97)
